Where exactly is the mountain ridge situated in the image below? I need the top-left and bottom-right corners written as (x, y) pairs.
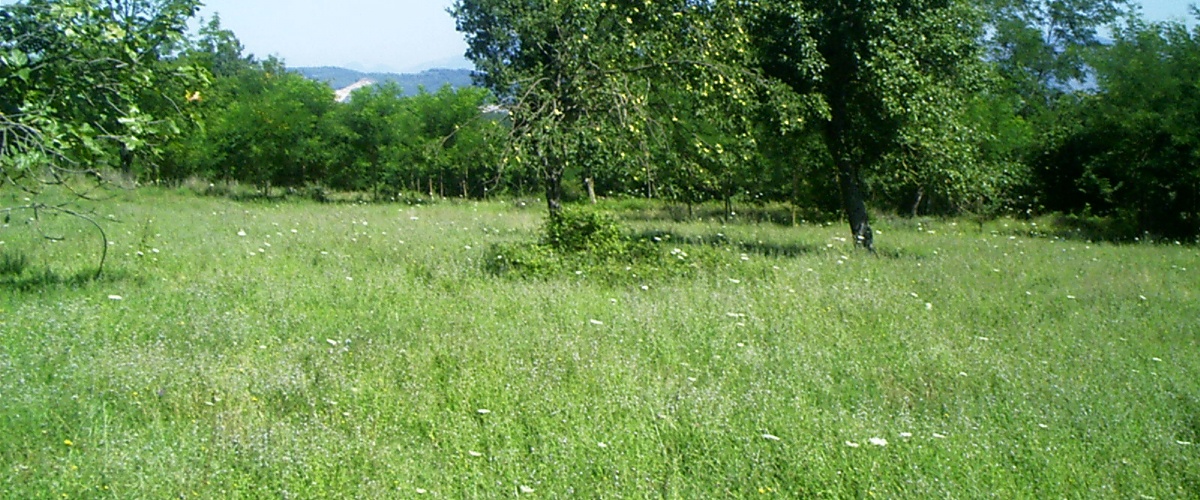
top-left (293, 66), bottom-right (475, 96)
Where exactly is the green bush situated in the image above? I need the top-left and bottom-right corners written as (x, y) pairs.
top-left (543, 208), bottom-right (625, 255)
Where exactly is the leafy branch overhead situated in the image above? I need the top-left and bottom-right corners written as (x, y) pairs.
top-left (1, 0), bottom-right (206, 276)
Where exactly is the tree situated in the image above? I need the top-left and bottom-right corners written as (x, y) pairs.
top-left (1, 0), bottom-right (203, 276)
top-left (451, 0), bottom-right (759, 217)
top-left (748, 0), bottom-right (987, 250)
top-left (202, 58), bottom-right (340, 191)
top-left (1039, 13), bottom-right (1200, 238)
top-left (979, 0), bottom-right (1130, 117)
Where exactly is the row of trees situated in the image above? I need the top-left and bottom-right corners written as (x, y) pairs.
top-left (149, 16), bottom-right (513, 199)
top-left (3, 0), bottom-right (1199, 243)
top-left (450, 0), bottom-right (1200, 241)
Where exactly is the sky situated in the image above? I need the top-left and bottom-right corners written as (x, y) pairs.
top-left (196, 0), bottom-right (471, 73)
top-left (195, 0), bottom-right (1193, 73)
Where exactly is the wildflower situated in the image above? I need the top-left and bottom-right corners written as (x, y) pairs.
top-left (468, 450), bottom-right (483, 457)
top-left (1067, 295), bottom-right (1076, 300)
top-left (868, 437), bottom-right (888, 447)
top-left (237, 230), bottom-right (246, 237)
top-left (107, 295), bottom-right (123, 301)
top-left (899, 432), bottom-right (912, 438)
top-left (1152, 357), bottom-right (1163, 362)
top-left (729, 279), bottom-right (741, 284)
top-left (1038, 424), bottom-right (1049, 429)
top-left (932, 433), bottom-right (947, 439)
top-left (1139, 295), bottom-right (1147, 301)
top-left (520, 485), bottom-right (535, 494)
top-left (476, 409), bottom-right (491, 415)
top-left (845, 441), bottom-right (860, 448)
top-left (326, 339), bottom-right (339, 347)
top-left (64, 439), bottom-right (73, 446)
top-left (925, 303), bottom-right (933, 310)
top-left (589, 319), bottom-right (604, 326)
top-left (762, 433), bottom-right (781, 441)
top-left (415, 488), bottom-right (428, 494)
top-left (598, 442), bottom-right (608, 448)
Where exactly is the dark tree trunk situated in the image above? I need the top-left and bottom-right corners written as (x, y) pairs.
top-left (544, 163), bottom-right (563, 217)
top-left (826, 92), bottom-right (874, 252)
top-left (836, 161), bottom-right (874, 251)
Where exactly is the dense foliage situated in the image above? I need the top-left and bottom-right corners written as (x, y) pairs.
top-left (3, 0), bottom-right (1199, 240)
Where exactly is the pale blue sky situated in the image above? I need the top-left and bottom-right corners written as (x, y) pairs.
top-left (196, 0), bottom-right (1193, 72)
top-left (196, 0), bottom-right (470, 72)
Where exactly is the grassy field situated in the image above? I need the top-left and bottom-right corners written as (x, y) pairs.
top-left (1, 189), bottom-right (1198, 498)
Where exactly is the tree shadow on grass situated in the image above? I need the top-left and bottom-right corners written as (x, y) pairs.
top-left (0, 264), bottom-right (133, 293)
top-left (619, 204), bottom-right (841, 226)
top-left (631, 228), bottom-right (923, 260)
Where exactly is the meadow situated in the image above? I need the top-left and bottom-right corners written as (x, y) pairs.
top-left (1, 189), bottom-right (1198, 498)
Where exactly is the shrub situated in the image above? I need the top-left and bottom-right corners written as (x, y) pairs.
top-left (543, 208), bottom-right (625, 256)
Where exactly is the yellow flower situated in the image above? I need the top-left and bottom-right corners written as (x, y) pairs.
top-left (64, 439), bottom-right (73, 446)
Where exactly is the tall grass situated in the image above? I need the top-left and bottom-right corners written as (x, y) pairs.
top-left (1, 189), bottom-right (1197, 497)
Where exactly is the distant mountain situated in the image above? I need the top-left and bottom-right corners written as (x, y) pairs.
top-left (293, 67), bottom-right (475, 96)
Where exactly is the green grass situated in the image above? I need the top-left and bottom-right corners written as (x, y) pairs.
top-left (1, 189), bottom-right (1198, 498)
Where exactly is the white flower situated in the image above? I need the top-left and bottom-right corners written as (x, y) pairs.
top-left (868, 437), bottom-right (888, 447)
top-left (761, 433), bottom-right (781, 441)
top-left (326, 339), bottom-right (339, 346)
top-left (729, 279), bottom-right (741, 284)
top-left (1178, 440), bottom-right (1193, 445)
top-left (925, 303), bottom-right (933, 310)
top-left (598, 442), bottom-right (608, 448)
top-left (237, 229), bottom-right (246, 237)
top-left (899, 432), bottom-right (912, 438)
top-left (1038, 424), bottom-right (1049, 429)
top-left (468, 450), bottom-right (483, 457)
top-left (415, 488), bottom-right (427, 494)
top-left (476, 408), bottom-right (491, 415)
top-left (1067, 295), bottom-right (1076, 299)
top-left (1152, 357), bottom-right (1163, 362)
top-left (845, 441), bottom-right (860, 448)
top-left (519, 485), bottom-right (535, 494)
top-left (107, 295), bottom-right (123, 301)
top-left (589, 319), bottom-right (604, 326)
top-left (932, 433), bottom-right (947, 439)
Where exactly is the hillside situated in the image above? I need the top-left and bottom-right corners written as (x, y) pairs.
top-left (293, 66), bottom-right (474, 96)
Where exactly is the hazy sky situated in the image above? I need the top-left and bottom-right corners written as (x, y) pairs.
top-left (196, 0), bottom-right (1194, 72)
top-left (197, 0), bottom-right (470, 72)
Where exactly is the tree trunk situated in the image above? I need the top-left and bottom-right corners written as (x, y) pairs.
top-left (544, 155), bottom-right (564, 216)
top-left (836, 162), bottom-right (874, 251)
top-left (824, 74), bottom-right (875, 252)
top-left (586, 177), bottom-right (597, 204)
